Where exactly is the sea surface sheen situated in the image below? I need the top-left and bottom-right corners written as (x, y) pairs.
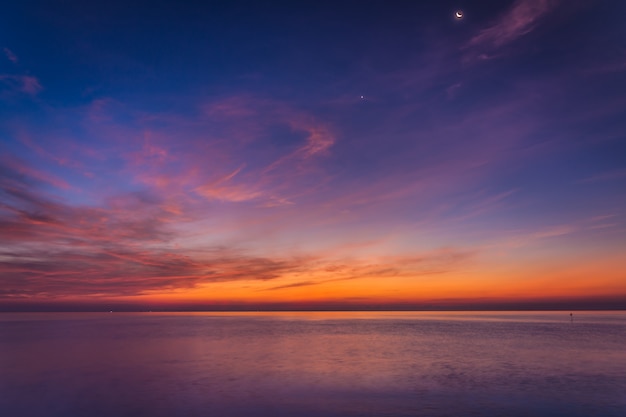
top-left (1, 311), bottom-right (625, 417)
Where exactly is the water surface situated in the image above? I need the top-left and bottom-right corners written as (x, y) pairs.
top-left (1, 311), bottom-right (625, 416)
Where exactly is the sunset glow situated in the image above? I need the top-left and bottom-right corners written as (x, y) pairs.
top-left (1, 0), bottom-right (625, 310)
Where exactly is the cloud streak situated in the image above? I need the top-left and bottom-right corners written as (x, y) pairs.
top-left (0, 75), bottom-right (42, 95)
top-left (3, 48), bottom-right (18, 64)
top-left (465, 0), bottom-right (559, 60)
top-left (578, 169), bottom-right (626, 184)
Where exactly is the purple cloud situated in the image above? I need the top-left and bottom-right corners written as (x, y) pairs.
top-left (0, 75), bottom-right (42, 95)
top-left (3, 47), bottom-right (18, 64)
top-left (465, 0), bottom-right (559, 60)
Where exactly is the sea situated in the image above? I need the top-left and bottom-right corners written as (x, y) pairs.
top-left (1, 311), bottom-right (625, 417)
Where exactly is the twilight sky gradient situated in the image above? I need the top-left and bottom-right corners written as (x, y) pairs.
top-left (1, 0), bottom-right (625, 310)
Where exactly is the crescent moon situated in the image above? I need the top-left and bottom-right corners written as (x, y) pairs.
top-left (455, 11), bottom-right (463, 18)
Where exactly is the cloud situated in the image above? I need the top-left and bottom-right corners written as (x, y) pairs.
top-left (582, 51), bottom-right (626, 75)
top-left (68, 94), bottom-right (337, 211)
top-left (262, 248), bottom-right (476, 292)
top-left (465, 0), bottom-right (559, 60)
top-left (0, 74), bottom-right (42, 95)
top-left (447, 189), bottom-right (519, 223)
top-left (0, 246), bottom-right (308, 299)
top-left (18, 76), bottom-right (42, 95)
top-left (530, 225), bottom-right (575, 239)
top-left (446, 82), bottom-right (462, 99)
top-left (590, 214), bottom-right (616, 223)
top-left (496, 224), bottom-right (577, 249)
top-left (264, 280), bottom-right (319, 291)
top-left (205, 95), bottom-right (335, 164)
top-left (0, 158), bottom-right (313, 298)
top-left (578, 169), bottom-right (626, 184)
top-left (0, 155), bottom-right (71, 190)
top-left (3, 48), bottom-right (18, 64)
top-left (194, 165), bottom-right (263, 203)
top-left (16, 132), bottom-right (87, 172)
top-left (0, 154), bottom-right (476, 300)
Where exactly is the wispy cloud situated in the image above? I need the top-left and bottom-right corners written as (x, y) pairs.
top-left (3, 48), bottom-right (18, 64)
top-left (195, 165), bottom-right (263, 203)
top-left (465, 0), bottom-right (559, 60)
top-left (583, 55), bottom-right (626, 75)
top-left (0, 155), bottom-right (71, 190)
top-left (263, 280), bottom-right (320, 291)
top-left (578, 169), bottom-right (626, 184)
top-left (496, 224), bottom-right (578, 249)
top-left (205, 95), bottom-right (336, 165)
top-left (262, 248), bottom-right (476, 292)
top-left (0, 74), bottom-right (42, 95)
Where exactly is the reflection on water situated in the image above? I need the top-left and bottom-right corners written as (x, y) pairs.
top-left (1, 311), bottom-right (625, 417)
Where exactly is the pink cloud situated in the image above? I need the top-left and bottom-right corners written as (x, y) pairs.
top-left (131, 95), bottom-right (338, 206)
top-left (262, 121), bottom-right (335, 174)
top-left (15, 131), bottom-right (86, 171)
top-left (18, 76), bottom-right (42, 95)
top-left (0, 155), bottom-right (71, 190)
top-left (204, 95), bottom-right (259, 118)
top-left (465, 0), bottom-right (559, 60)
top-left (195, 165), bottom-right (263, 203)
top-left (0, 165), bottom-right (314, 299)
top-left (87, 94), bottom-right (336, 209)
top-left (205, 95), bottom-right (336, 161)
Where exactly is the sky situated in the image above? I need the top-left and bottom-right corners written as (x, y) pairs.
top-left (1, 0), bottom-right (625, 311)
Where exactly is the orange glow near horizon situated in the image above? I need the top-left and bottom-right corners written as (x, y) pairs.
top-left (76, 249), bottom-right (625, 309)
